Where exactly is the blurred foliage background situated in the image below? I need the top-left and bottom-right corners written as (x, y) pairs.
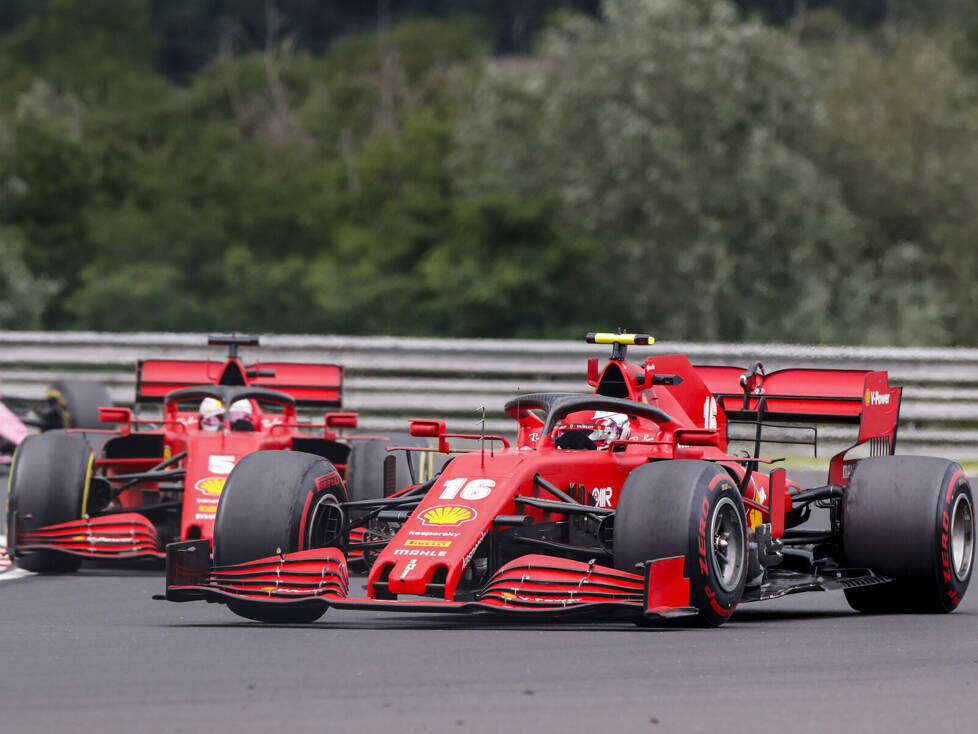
top-left (0, 0), bottom-right (976, 343)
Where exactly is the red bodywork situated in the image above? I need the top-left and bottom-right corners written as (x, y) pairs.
top-left (166, 342), bottom-right (903, 621)
top-left (12, 342), bottom-right (357, 564)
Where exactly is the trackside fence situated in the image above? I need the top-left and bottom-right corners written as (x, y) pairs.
top-left (2, 331), bottom-right (978, 460)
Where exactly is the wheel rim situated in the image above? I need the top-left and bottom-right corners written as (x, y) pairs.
top-left (950, 493), bottom-right (974, 582)
top-left (710, 496), bottom-right (746, 593)
top-left (305, 492), bottom-right (343, 550)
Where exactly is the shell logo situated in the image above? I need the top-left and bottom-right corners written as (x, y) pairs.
top-left (195, 477), bottom-right (226, 495)
top-left (419, 505), bottom-right (476, 527)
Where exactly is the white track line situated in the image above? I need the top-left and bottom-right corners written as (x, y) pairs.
top-left (0, 534), bottom-right (35, 582)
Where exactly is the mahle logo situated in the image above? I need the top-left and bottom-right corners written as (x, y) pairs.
top-left (419, 505), bottom-right (476, 527)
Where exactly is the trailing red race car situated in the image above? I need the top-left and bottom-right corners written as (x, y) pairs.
top-left (6, 335), bottom-right (426, 573)
top-left (163, 333), bottom-right (975, 626)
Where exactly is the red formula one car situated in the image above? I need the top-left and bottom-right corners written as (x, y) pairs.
top-left (164, 333), bottom-right (975, 626)
top-left (6, 335), bottom-right (424, 573)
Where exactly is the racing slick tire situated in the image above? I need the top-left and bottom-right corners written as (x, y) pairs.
top-left (345, 432), bottom-right (431, 501)
top-left (614, 460), bottom-right (748, 627)
top-left (214, 450), bottom-right (349, 623)
top-left (44, 380), bottom-right (113, 431)
top-left (842, 456), bottom-right (974, 613)
top-left (6, 431), bottom-right (94, 573)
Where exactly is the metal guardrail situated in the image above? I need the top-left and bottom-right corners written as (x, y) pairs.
top-left (2, 331), bottom-right (977, 460)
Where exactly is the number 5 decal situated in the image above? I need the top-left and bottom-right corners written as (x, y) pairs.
top-left (439, 477), bottom-right (496, 501)
top-left (208, 455), bottom-right (236, 474)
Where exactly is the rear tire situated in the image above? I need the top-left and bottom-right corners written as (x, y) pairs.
top-left (614, 460), bottom-right (748, 627)
top-left (44, 380), bottom-right (113, 430)
top-left (7, 431), bottom-right (94, 573)
top-left (214, 450), bottom-right (349, 623)
top-left (842, 456), bottom-right (974, 613)
top-left (345, 432), bottom-right (431, 501)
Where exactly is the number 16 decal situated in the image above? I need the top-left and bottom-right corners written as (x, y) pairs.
top-left (439, 477), bottom-right (496, 501)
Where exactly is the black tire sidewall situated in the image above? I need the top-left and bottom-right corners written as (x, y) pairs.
top-left (47, 380), bottom-right (113, 430)
top-left (614, 460), bottom-right (748, 626)
top-left (929, 466), bottom-right (972, 610)
top-left (214, 450), bottom-right (348, 568)
top-left (346, 433), bottom-right (431, 502)
top-left (213, 450), bottom-right (347, 624)
top-left (7, 431), bottom-right (93, 572)
top-left (843, 456), bottom-right (974, 613)
top-left (687, 472), bottom-right (747, 624)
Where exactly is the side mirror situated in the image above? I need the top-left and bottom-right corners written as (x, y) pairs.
top-left (675, 429), bottom-right (719, 447)
top-left (410, 419), bottom-right (444, 438)
top-left (325, 412), bottom-right (358, 429)
top-left (98, 406), bottom-right (132, 424)
top-left (410, 419), bottom-right (449, 453)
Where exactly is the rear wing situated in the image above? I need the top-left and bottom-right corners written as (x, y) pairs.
top-left (136, 359), bottom-right (344, 408)
top-left (695, 365), bottom-right (902, 482)
top-left (696, 366), bottom-right (901, 433)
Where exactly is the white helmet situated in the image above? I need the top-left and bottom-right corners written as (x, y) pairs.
top-left (228, 398), bottom-right (253, 426)
top-left (199, 397), bottom-right (224, 430)
top-left (589, 411), bottom-right (629, 448)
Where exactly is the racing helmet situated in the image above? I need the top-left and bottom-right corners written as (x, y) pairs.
top-left (199, 397), bottom-right (224, 430)
top-left (553, 411), bottom-right (630, 449)
top-left (227, 398), bottom-right (254, 429)
top-left (588, 411), bottom-right (629, 448)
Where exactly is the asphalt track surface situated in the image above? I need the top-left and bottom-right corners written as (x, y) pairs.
top-left (3, 469), bottom-right (978, 734)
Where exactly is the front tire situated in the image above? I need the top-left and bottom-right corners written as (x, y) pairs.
top-left (614, 460), bottom-right (748, 627)
top-left (7, 431), bottom-right (94, 573)
top-left (842, 456), bottom-right (974, 613)
top-left (214, 450), bottom-right (349, 623)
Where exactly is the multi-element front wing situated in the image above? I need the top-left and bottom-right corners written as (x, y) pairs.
top-left (162, 540), bottom-right (696, 620)
top-left (12, 513), bottom-right (164, 561)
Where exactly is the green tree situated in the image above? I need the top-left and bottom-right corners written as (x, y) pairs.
top-left (0, 230), bottom-right (57, 328)
top-left (0, 84), bottom-right (94, 326)
top-left (456, 0), bottom-right (872, 343)
top-left (0, 0), bottom-right (159, 105)
top-left (815, 32), bottom-right (978, 345)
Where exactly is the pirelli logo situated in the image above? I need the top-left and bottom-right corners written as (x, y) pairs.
top-left (404, 539), bottom-right (452, 548)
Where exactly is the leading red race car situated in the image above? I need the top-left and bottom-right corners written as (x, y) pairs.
top-left (6, 335), bottom-right (426, 573)
top-left (163, 333), bottom-right (975, 626)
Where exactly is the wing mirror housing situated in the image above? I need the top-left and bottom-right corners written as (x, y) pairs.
top-left (675, 429), bottom-right (720, 447)
top-left (410, 419), bottom-right (449, 453)
top-left (325, 412), bottom-right (358, 429)
top-left (98, 406), bottom-right (132, 424)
